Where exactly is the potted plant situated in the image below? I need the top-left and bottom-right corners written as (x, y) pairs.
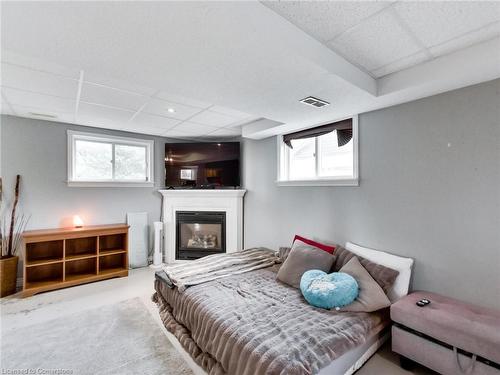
top-left (0, 175), bottom-right (29, 297)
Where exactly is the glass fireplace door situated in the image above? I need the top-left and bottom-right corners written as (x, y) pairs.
top-left (176, 211), bottom-right (226, 260)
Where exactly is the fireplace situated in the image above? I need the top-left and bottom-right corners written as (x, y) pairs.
top-left (176, 211), bottom-right (226, 260)
top-left (160, 189), bottom-right (245, 264)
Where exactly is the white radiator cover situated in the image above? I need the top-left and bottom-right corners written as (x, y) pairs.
top-left (159, 190), bottom-right (246, 264)
top-left (127, 212), bottom-right (149, 268)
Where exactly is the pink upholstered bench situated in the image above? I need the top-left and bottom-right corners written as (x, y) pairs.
top-left (391, 291), bottom-right (500, 375)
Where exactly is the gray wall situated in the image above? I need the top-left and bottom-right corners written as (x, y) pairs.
top-left (2, 80), bottom-right (499, 308)
top-left (0, 116), bottom-right (171, 232)
top-left (243, 79), bottom-right (500, 309)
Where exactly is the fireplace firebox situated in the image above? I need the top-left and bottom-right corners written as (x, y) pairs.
top-left (176, 211), bottom-right (226, 260)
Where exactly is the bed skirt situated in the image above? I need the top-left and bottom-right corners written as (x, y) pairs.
top-left (153, 286), bottom-right (226, 374)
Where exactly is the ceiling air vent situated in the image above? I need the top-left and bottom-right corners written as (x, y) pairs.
top-left (300, 96), bottom-right (330, 108)
top-left (29, 112), bottom-right (58, 119)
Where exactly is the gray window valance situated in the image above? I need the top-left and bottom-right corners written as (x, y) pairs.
top-left (283, 118), bottom-right (353, 148)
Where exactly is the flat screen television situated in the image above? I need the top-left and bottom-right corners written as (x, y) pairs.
top-left (165, 142), bottom-right (240, 188)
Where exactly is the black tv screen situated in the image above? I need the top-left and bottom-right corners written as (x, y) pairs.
top-left (165, 142), bottom-right (240, 188)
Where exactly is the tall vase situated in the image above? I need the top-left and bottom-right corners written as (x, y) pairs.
top-left (0, 256), bottom-right (19, 297)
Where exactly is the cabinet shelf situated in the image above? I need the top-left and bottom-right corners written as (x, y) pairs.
top-left (66, 237), bottom-right (97, 258)
top-left (65, 273), bottom-right (98, 283)
top-left (99, 249), bottom-right (126, 256)
top-left (26, 258), bottom-right (63, 267)
top-left (99, 267), bottom-right (128, 276)
top-left (22, 224), bottom-right (128, 297)
top-left (24, 262), bottom-right (64, 291)
top-left (66, 254), bottom-right (98, 262)
top-left (25, 240), bottom-right (63, 264)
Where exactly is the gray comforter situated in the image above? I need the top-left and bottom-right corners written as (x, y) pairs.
top-left (153, 266), bottom-right (388, 375)
top-left (162, 248), bottom-right (277, 292)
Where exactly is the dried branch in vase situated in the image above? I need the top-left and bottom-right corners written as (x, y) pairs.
top-left (0, 177), bottom-right (2, 256)
top-left (0, 175), bottom-right (29, 259)
top-left (7, 175), bottom-right (20, 257)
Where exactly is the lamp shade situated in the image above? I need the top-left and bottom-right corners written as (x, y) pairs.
top-left (73, 215), bottom-right (84, 228)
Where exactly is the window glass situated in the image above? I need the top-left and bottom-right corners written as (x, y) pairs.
top-left (69, 132), bottom-right (153, 185)
top-left (278, 118), bottom-right (358, 185)
top-left (289, 138), bottom-right (315, 180)
top-left (317, 130), bottom-right (353, 177)
top-left (115, 144), bottom-right (147, 180)
top-left (75, 140), bottom-right (112, 180)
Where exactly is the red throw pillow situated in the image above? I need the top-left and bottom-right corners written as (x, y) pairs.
top-left (293, 235), bottom-right (336, 254)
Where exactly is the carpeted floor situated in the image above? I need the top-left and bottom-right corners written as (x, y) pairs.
top-left (1, 297), bottom-right (193, 375)
top-left (1, 268), bottom-right (434, 375)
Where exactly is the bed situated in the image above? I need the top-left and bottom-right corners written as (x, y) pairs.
top-left (153, 242), bottom-right (413, 375)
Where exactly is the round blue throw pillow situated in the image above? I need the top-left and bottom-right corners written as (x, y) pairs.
top-left (300, 270), bottom-right (359, 310)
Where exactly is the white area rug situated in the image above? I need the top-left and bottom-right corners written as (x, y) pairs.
top-left (1, 297), bottom-right (193, 375)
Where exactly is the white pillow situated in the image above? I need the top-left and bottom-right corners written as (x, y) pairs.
top-left (345, 242), bottom-right (414, 302)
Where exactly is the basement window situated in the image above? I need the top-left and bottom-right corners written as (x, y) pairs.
top-left (67, 131), bottom-right (154, 187)
top-left (277, 116), bottom-right (358, 186)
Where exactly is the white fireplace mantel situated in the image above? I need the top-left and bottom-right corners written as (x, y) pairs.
top-left (159, 189), bottom-right (246, 264)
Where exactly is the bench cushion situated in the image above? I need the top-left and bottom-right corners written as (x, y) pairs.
top-left (391, 291), bottom-right (500, 364)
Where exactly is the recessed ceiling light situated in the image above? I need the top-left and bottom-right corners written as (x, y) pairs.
top-left (167, 108), bottom-right (175, 113)
top-left (299, 96), bottom-right (330, 108)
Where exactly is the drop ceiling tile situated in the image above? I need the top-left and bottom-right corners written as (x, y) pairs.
top-left (140, 127), bottom-right (168, 136)
top-left (262, 1), bottom-right (393, 42)
top-left (131, 112), bottom-right (180, 130)
top-left (119, 124), bottom-right (166, 136)
top-left (77, 102), bottom-right (134, 126)
top-left (1, 87), bottom-right (75, 113)
top-left (371, 50), bottom-right (429, 78)
top-left (206, 127), bottom-right (242, 137)
top-left (429, 21), bottom-right (500, 58)
top-left (162, 128), bottom-right (198, 138)
top-left (329, 10), bottom-right (421, 71)
top-left (80, 82), bottom-right (149, 112)
top-left (209, 105), bottom-right (252, 119)
top-left (83, 72), bottom-right (157, 97)
top-left (144, 98), bottom-right (202, 121)
top-left (174, 121), bottom-right (220, 135)
top-left (1, 100), bottom-right (15, 115)
top-left (2, 49), bottom-right (80, 79)
top-left (155, 91), bottom-right (212, 109)
top-left (1, 63), bottom-right (78, 98)
top-left (394, 2), bottom-right (500, 48)
top-left (189, 110), bottom-right (240, 127)
top-left (1, 108), bottom-right (15, 116)
top-left (223, 116), bottom-right (263, 129)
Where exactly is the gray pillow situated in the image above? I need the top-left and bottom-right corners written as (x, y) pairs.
top-left (338, 257), bottom-right (391, 312)
top-left (277, 241), bottom-right (334, 288)
top-left (332, 246), bottom-right (399, 293)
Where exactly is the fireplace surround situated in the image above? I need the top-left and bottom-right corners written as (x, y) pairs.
top-left (159, 189), bottom-right (246, 263)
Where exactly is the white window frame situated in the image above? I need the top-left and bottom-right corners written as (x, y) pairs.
top-left (277, 115), bottom-right (359, 187)
top-left (67, 130), bottom-right (154, 187)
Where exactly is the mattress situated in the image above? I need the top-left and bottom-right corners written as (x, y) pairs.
top-left (154, 266), bottom-right (390, 375)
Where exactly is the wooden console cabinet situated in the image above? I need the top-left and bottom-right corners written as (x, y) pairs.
top-left (22, 224), bottom-right (128, 297)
